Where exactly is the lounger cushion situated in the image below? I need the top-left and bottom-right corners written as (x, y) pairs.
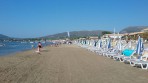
top-left (122, 49), bottom-right (134, 56)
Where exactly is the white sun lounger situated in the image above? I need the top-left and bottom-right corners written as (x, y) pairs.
top-left (130, 53), bottom-right (148, 69)
top-left (130, 60), bottom-right (148, 69)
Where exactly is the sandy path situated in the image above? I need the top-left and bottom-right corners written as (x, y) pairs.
top-left (0, 45), bottom-right (148, 83)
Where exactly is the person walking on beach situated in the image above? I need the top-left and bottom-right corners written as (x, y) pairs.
top-left (37, 42), bottom-right (42, 52)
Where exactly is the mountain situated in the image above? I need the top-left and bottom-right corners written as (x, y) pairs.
top-left (120, 26), bottom-right (148, 34)
top-left (42, 30), bottom-right (112, 39)
top-left (0, 34), bottom-right (10, 39)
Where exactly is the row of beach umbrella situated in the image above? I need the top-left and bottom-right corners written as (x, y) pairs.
top-left (76, 35), bottom-right (144, 58)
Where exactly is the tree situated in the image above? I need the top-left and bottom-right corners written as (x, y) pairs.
top-left (101, 31), bottom-right (112, 35)
top-left (142, 32), bottom-right (148, 40)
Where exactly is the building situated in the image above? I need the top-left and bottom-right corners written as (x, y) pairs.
top-left (101, 34), bottom-right (124, 39)
top-left (141, 28), bottom-right (148, 32)
top-left (89, 36), bottom-right (99, 40)
top-left (122, 28), bottom-right (148, 40)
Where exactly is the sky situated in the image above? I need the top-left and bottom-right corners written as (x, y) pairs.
top-left (0, 0), bottom-right (148, 38)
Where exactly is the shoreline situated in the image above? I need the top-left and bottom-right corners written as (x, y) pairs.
top-left (0, 43), bottom-right (52, 57)
top-left (0, 41), bottom-right (53, 57)
top-left (0, 48), bottom-right (34, 57)
top-left (0, 46), bottom-right (38, 57)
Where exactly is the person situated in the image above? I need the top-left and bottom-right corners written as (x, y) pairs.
top-left (37, 42), bottom-right (42, 52)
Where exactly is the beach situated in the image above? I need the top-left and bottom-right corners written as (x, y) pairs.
top-left (0, 44), bottom-right (148, 83)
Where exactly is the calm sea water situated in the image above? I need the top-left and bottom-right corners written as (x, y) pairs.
top-left (0, 41), bottom-right (53, 56)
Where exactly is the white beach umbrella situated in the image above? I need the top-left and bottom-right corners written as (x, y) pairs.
top-left (107, 39), bottom-right (111, 49)
top-left (94, 40), bottom-right (97, 47)
top-left (128, 40), bottom-right (132, 48)
top-left (117, 38), bottom-right (122, 51)
top-left (136, 36), bottom-right (144, 56)
top-left (98, 40), bottom-right (102, 48)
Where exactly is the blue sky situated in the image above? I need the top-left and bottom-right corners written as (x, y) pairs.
top-left (0, 0), bottom-right (148, 38)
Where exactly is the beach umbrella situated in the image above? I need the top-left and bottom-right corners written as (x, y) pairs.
top-left (67, 31), bottom-right (70, 37)
top-left (98, 40), bottom-right (102, 48)
top-left (84, 40), bottom-right (87, 45)
top-left (104, 39), bottom-right (108, 48)
top-left (107, 39), bottom-right (111, 49)
top-left (87, 40), bottom-right (90, 46)
top-left (86, 40), bottom-right (88, 45)
top-left (136, 36), bottom-right (144, 56)
top-left (88, 40), bottom-right (90, 46)
top-left (128, 40), bottom-right (132, 48)
top-left (117, 38), bottom-right (122, 51)
top-left (94, 41), bottom-right (97, 47)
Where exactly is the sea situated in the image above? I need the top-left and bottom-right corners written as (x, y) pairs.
top-left (0, 41), bottom-right (53, 56)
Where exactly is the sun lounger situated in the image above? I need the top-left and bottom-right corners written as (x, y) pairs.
top-left (130, 60), bottom-right (148, 69)
top-left (130, 51), bottom-right (148, 69)
top-left (114, 49), bottom-right (135, 62)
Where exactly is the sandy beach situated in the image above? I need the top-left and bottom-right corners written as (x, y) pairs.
top-left (0, 44), bottom-right (148, 83)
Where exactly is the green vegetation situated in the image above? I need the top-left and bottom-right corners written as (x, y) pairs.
top-left (120, 26), bottom-right (148, 34)
top-left (101, 31), bottom-right (112, 35)
top-left (42, 30), bottom-right (112, 40)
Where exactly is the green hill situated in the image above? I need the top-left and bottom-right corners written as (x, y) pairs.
top-left (120, 26), bottom-right (148, 33)
top-left (42, 30), bottom-right (112, 39)
top-left (0, 34), bottom-right (10, 39)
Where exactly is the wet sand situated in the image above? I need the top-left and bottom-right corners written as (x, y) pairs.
top-left (0, 44), bottom-right (148, 83)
